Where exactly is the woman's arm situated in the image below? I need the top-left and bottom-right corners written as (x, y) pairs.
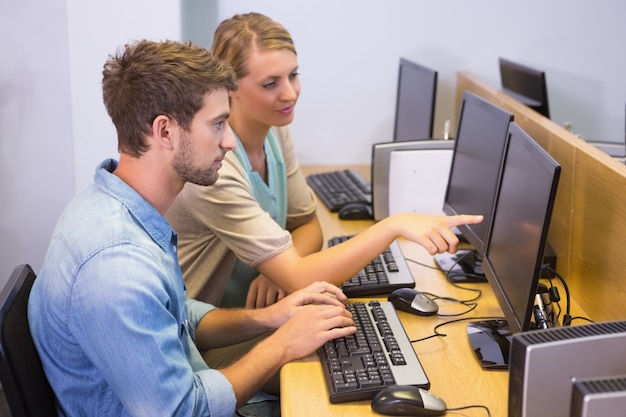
top-left (245, 214), bottom-right (323, 307)
top-left (290, 213), bottom-right (323, 255)
top-left (256, 212), bottom-right (483, 293)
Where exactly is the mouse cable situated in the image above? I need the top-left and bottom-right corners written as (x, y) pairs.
top-left (420, 291), bottom-right (479, 317)
top-left (447, 281), bottom-right (482, 303)
top-left (409, 315), bottom-right (505, 343)
top-left (447, 404), bottom-right (492, 417)
top-left (436, 303), bottom-right (478, 317)
top-left (404, 257), bottom-right (483, 303)
top-left (421, 291), bottom-right (477, 307)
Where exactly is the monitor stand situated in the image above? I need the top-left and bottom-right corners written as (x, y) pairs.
top-left (467, 301), bottom-right (551, 371)
top-left (433, 249), bottom-right (487, 283)
top-left (466, 319), bottom-right (513, 370)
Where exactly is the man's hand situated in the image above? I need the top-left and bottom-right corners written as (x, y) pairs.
top-left (261, 281), bottom-right (349, 329)
top-left (270, 301), bottom-right (356, 362)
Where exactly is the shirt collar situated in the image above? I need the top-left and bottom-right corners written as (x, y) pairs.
top-left (94, 158), bottom-right (176, 251)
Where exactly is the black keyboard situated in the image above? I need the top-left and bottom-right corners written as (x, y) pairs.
top-left (318, 300), bottom-right (430, 403)
top-left (329, 235), bottom-right (415, 297)
top-left (307, 169), bottom-right (372, 212)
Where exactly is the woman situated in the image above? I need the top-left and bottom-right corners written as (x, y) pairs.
top-left (166, 12), bottom-right (481, 310)
top-left (167, 12), bottom-right (322, 309)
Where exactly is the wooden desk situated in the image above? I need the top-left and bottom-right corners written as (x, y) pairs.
top-left (281, 164), bottom-right (587, 417)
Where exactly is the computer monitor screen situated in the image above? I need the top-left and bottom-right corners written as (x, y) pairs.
top-left (434, 91), bottom-right (514, 283)
top-left (499, 57), bottom-right (550, 119)
top-left (393, 58), bottom-right (437, 142)
top-left (467, 122), bottom-right (561, 370)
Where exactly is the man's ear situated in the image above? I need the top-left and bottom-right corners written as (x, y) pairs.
top-left (152, 115), bottom-right (175, 151)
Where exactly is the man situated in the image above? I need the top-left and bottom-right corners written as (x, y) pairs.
top-left (28, 39), bottom-right (356, 416)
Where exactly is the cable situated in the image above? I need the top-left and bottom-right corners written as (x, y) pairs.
top-left (542, 264), bottom-right (571, 325)
top-left (540, 271), bottom-right (562, 326)
top-left (447, 404), bottom-right (492, 417)
top-left (541, 265), bottom-right (597, 327)
top-left (420, 291), bottom-right (479, 317)
top-left (403, 256), bottom-right (484, 318)
top-left (564, 316), bottom-right (595, 326)
top-left (405, 257), bottom-right (484, 303)
top-left (447, 282), bottom-right (483, 303)
top-left (443, 249), bottom-right (487, 283)
top-left (542, 265), bottom-right (566, 327)
top-left (404, 257), bottom-right (445, 272)
top-left (410, 316), bottom-right (505, 343)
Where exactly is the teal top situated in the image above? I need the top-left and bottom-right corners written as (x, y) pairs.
top-left (221, 129), bottom-right (288, 307)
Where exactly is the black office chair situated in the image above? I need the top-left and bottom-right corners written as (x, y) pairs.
top-left (0, 264), bottom-right (57, 417)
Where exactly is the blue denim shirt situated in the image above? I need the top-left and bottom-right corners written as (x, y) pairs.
top-left (28, 159), bottom-right (236, 416)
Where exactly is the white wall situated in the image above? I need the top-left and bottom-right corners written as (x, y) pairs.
top-left (2, 0), bottom-right (625, 282)
top-left (206, 0), bottom-right (626, 165)
top-left (67, 0), bottom-right (182, 193)
top-left (0, 0), bottom-right (180, 281)
top-left (0, 1), bottom-right (74, 282)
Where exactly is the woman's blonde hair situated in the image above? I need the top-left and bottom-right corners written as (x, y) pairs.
top-left (212, 12), bottom-right (296, 80)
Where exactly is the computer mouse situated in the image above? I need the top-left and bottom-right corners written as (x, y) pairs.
top-left (388, 288), bottom-right (439, 316)
top-left (338, 202), bottom-right (373, 220)
top-left (371, 385), bottom-right (447, 416)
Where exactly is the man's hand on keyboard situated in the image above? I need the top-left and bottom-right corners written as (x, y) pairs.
top-left (267, 282), bottom-right (357, 360)
top-left (272, 302), bottom-right (357, 361)
top-left (261, 281), bottom-right (351, 328)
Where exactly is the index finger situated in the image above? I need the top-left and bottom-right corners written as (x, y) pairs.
top-left (445, 214), bottom-right (484, 228)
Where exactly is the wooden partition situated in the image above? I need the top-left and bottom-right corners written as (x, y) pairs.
top-left (457, 72), bottom-right (626, 322)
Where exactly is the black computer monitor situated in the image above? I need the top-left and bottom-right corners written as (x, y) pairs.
top-left (467, 122), bottom-right (561, 370)
top-left (393, 58), bottom-right (438, 142)
top-left (499, 57), bottom-right (550, 119)
top-left (434, 91), bottom-right (514, 283)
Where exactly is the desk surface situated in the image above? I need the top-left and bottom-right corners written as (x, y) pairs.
top-left (280, 164), bottom-right (586, 417)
